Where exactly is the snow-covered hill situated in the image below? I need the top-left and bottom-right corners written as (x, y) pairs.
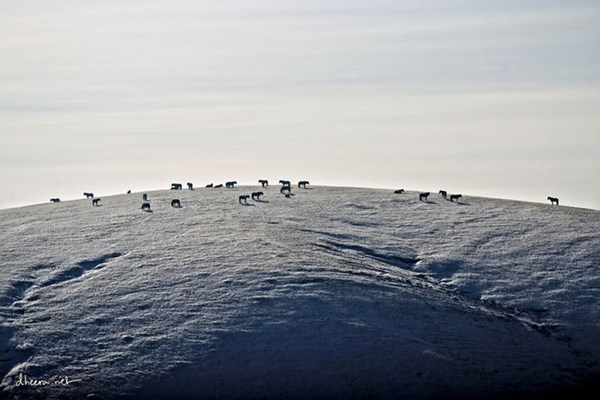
top-left (1, 186), bottom-right (598, 399)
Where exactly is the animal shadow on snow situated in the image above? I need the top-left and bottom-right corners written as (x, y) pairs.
top-left (445, 199), bottom-right (470, 206)
top-left (420, 199), bottom-right (439, 205)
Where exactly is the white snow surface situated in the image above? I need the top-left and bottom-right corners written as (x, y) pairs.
top-left (0, 186), bottom-right (598, 399)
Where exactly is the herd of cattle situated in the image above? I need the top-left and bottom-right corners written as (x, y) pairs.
top-left (48, 182), bottom-right (560, 209)
top-left (49, 180), bottom-right (311, 211)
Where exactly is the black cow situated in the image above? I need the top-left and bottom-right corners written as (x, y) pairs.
top-left (394, 189), bottom-right (405, 194)
top-left (239, 195), bottom-right (250, 204)
top-left (141, 202), bottom-right (151, 211)
top-left (214, 184), bottom-right (223, 188)
top-left (171, 199), bottom-right (181, 208)
top-left (50, 198), bottom-right (60, 203)
top-left (258, 179), bottom-right (269, 188)
top-left (206, 183), bottom-right (213, 188)
top-left (547, 196), bottom-right (559, 205)
top-left (450, 194), bottom-right (462, 202)
top-left (92, 198), bottom-right (101, 207)
top-left (251, 191), bottom-right (264, 201)
top-left (298, 181), bottom-right (310, 188)
top-left (171, 183), bottom-right (183, 190)
top-left (280, 185), bottom-right (292, 194)
top-left (187, 182), bottom-right (194, 190)
top-left (83, 192), bottom-right (94, 199)
top-left (439, 190), bottom-right (447, 199)
top-left (419, 192), bottom-right (430, 201)
top-left (226, 181), bottom-right (237, 188)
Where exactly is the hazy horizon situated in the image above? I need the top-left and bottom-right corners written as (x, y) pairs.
top-left (2, 0), bottom-right (599, 210)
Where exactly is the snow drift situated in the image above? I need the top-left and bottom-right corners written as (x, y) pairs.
top-left (0, 186), bottom-right (598, 399)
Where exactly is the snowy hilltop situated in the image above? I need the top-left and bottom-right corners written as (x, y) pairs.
top-left (0, 186), bottom-right (598, 399)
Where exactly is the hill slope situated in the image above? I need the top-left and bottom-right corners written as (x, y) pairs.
top-left (1, 186), bottom-right (599, 399)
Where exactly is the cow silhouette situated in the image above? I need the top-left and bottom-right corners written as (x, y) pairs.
top-left (50, 198), bottom-right (60, 203)
top-left (439, 190), bottom-right (447, 199)
top-left (92, 198), bottom-right (101, 207)
top-left (450, 194), bottom-right (462, 202)
top-left (83, 192), bottom-right (94, 199)
top-left (187, 182), bottom-right (194, 190)
top-left (547, 196), bottom-right (559, 205)
top-left (298, 181), bottom-right (310, 188)
top-left (141, 202), bottom-right (151, 211)
top-left (394, 189), bottom-right (405, 194)
top-left (251, 191), bottom-right (264, 201)
top-left (171, 183), bottom-right (182, 190)
top-left (171, 199), bottom-right (182, 208)
top-left (419, 192), bottom-right (430, 201)
top-left (280, 185), bottom-right (292, 194)
top-left (226, 181), bottom-right (237, 188)
top-left (258, 179), bottom-right (269, 188)
top-left (239, 195), bottom-right (250, 204)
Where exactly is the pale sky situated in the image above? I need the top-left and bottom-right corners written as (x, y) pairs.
top-left (1, 0), bottom-right (599, 210)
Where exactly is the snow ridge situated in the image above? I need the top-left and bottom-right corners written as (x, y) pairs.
top-left (40, 253), bottom-right (123, 288)
top-left (311, 233), bottom-right (557, 338)
top-left (1, 253), bottom-right (123, 384)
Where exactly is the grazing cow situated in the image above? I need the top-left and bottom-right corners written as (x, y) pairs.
top-left (394, 189), bottom-right (405, 194)
top-left (439, 190), bottom-right (447, 199)
top-left (143, 194), bottom-right (148, 201)
top-left (258, 179), bottom-right (269, 188)
top-left (547, 196), bottom-right (559, 205)
top-left (226, 181), bottom-right (237, 188)
top-left (83, 192), bottom-right (94, 199)
top-left (251, 191), bottom-right (264, 201)
top-left (92, 198), bottom-right (101, 207)
top-left (450, 194), bottom-right (462, 202)
top-left (419, 192), bottom-right (430, 201)
top-left (187, 182), bottom-right (194, 190)
top-left (50, 198), bottom-right (61, 203)
top-left (280, 185), bottom-right (292, 194)
top-left (171, 199), bottom-right (181, 208)
top-left (279, 180), bottom-right (291, 187)
top-left (298, 181), bottom-right (310, 188)
top-left (206, 183), bottom-right (213, 188)
top-left (141, 202), bottom-right (151, 211)
top-left (171, 183), bottom-right (183, 190)
top-left (214, 184), bottom-right (223, 188)
top-left (239, 195), bottom-right (250, 204)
